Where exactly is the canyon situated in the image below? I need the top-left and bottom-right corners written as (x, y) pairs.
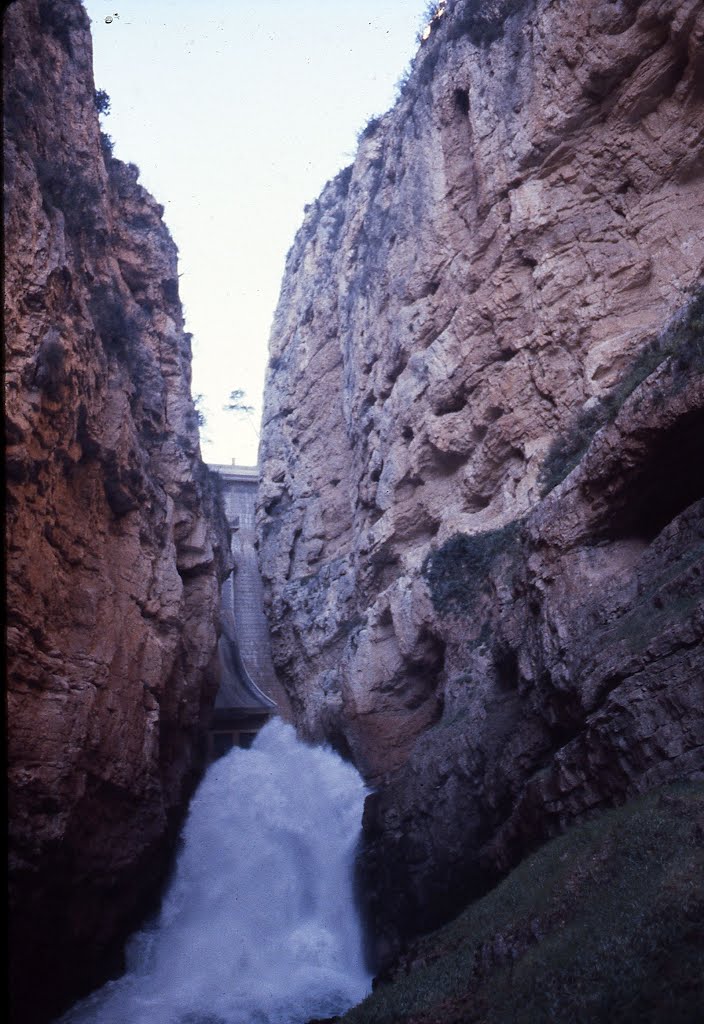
top-left (257, 0), bottom-right (704, 967)
top-left (4, 0), bottom-right (704, 1021)
top-left (5, 1), bottom-right (230, 1020)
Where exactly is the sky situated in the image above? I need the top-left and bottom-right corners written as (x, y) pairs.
top-left (83, 0), bottom-right (429, 466)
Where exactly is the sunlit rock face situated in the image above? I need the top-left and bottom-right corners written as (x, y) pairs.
top-left (4, 2), bottom-right (230, 1020)
top-left (258, 0), bottom-right (704, 959)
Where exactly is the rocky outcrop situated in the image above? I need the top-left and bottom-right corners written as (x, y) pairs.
top-left (4, 2), bottom-right (230, 1020)
top-left (345, 784), bottom-right (704, 1023)
top-left (360, 314), bottom-right (704, 960)
top-left (257, 0), bottom-right (704, 962)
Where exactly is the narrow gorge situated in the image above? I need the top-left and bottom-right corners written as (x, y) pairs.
top-left (5, 0), bottom-right (704, 1023)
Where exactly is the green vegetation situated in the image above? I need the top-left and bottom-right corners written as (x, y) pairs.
top-left (33, 331), bottom-right (65, 399)
top-left (343, 784), bottom-right (704, 1024)
top-left (540, 284), bottom-right (704, 495)
top-left (358, 115), bottom-right (382, 142)
top-left (422, 0), bottom-right (444, 22)
top-left (36, 158), bottom-right (101, 236)
top-left (223, 388), bottom-right (259, 440)
top-left (38, 0), bottom-right (78, 55)
top-left (416, 2), bottom-right (446, 44)
top-left (223, 388), bottom-right (254, 415)
top-left (421, 522), bottom-right (521, 613)
top-left (88, 283), bottom-right (143, 362)
top-left (449, 0), bottom-right (534, 45)
top-left (99, 131), bottom-right (114, 159)
top-left (191, 393), bottom-right (207, 430)
top-left (94, 88), bottom-right (111, 116)
top-left (417, 0), bottom-right (533, 52)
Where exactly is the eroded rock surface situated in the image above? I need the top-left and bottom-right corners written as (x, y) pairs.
top-left (257, 0), bottom-right (704, 961)
top-left (4, 2), bottom-right (230, 1019)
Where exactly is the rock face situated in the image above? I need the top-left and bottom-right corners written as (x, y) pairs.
top-left (257, 0), bottom-right (704, 963)
top-left (343, 785), bottom-right (704, 1024)
top-left (4, 2), bottom-right (230, 1020)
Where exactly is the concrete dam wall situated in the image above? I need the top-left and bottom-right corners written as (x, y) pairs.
top-left (209, 464), bottom-right (291, 740)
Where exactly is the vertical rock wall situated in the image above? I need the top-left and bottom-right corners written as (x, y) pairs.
top-left (4, 2), bottom-right (231, 1019)
top-left (258, 0), bottom-right (704, 959)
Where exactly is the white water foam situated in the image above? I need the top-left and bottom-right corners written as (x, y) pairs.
top-left (59, 719), bottom-right (371, 1024)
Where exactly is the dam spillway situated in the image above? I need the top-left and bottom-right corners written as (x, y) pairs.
top-left (207, 463), bottom-right (290, 755)
top-left (55, 467), bottom-right (373, 1024)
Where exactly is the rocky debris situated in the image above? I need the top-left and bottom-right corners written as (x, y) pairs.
top-left (4, 2), bottom-right (230, 1021)
top-left (257, 0), bottom-right (704, 963)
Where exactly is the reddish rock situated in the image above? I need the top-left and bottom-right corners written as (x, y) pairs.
top-left (4, 2), bottom-right (230, 1020)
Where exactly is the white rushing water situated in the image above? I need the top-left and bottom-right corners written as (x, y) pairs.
top-left (59, 719), bottom-right (371, 1024)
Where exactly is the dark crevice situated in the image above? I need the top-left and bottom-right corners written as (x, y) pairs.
top-left (598, 409), bottom-right (704, 542)
top-left (431, 449), bottom-right (467, 477)
top-left (454, 88), bottom-right (470, 116)
top-left (435, 390), bottom-right (468, 416)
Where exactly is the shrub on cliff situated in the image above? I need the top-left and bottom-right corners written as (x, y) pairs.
top-left (3, 67), bottom-right (41, 139)
top-left (187, 394), bottom-right (208, 431)
top-left (89, 284), bottom-right (144, 363)
top-left (94, 88), bottom-right (111, 116)
top-left (450, 0), bottom-right (534, 45)
top-left (36, 158), bottom-right (101, 237)
top-left (422, 522), bottom-right (521, 613)
top-left (33, 331), bottom-right (65, 399)
top-left (358, 115), bottom-right (382, 142)
top-left (37, 0), bottom-right (82, 56)
top-left (540, 284), bottom-right (704, 495)
top-left (669, 283), bottom-right (704, 376)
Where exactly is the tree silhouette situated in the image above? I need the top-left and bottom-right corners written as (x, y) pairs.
top-left (223, 388), bottom-right (254, 414)
top-left (224, 388), bottom-right (259, 439)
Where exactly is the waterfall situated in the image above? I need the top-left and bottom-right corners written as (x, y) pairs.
top-left (59, 720), bottom-right (372, 1024)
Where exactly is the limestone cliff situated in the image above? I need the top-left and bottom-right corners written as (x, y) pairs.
top-left (4, 2), bottom-right (230, 1020)
top-left (257, 0), bottom-right (704, 962)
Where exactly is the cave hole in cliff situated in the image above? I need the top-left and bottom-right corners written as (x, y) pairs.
top-left (464, 490), bottom-right (492, 513)
top-left (435, 389), bottom-right (468, 416)
top-left (406, 630), bottom-right (446, 709)
top-left (367, 548), bottom-right (400, 591)
top-left (600, 408), bottom-right (704, 542)
top-left (454, 88), bottom-right (470, 116)
top-left (430, 448), bottom-right (467, 478)
top-left (492, 644), bottom-right (522, 694)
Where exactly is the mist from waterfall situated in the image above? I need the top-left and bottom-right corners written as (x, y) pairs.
top-left (58, 719), bottom-right (371, 1024)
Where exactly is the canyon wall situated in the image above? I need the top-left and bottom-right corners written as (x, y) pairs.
top-left (4, 2), bottom-right (230, 1020)
top-left (257, 0), bottom-right (704, 962)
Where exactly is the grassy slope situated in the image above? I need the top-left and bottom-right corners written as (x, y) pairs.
top-left (344, 784), bottom-right (704, 1024)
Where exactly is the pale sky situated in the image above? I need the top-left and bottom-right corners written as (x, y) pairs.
top-left (83, 0), bottom-right (428, 466)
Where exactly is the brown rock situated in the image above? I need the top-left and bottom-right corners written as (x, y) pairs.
top-left (257, 0), bottom-right (704, 962)
top-left (4, 2), bottom-right (230, 1020)
top-left (359, 355), bottom-right (704, 962)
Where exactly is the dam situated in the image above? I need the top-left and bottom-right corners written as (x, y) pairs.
top-left (55, 465), bottom-right (371, 1024)
top-left (207, 462), bottom-right (284, 757)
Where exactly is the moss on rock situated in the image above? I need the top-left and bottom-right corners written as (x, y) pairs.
top-left (345, 783), bottom-right (704, 1024)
